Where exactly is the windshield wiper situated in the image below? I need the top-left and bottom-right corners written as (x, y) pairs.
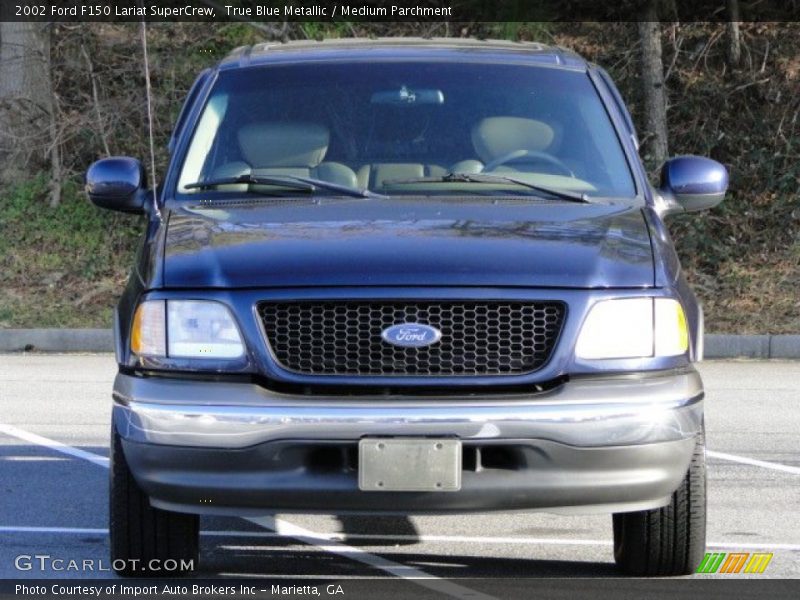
top-left (384, 172), bottom-right (591, 203)
top-left (184, 173), bottom-right (386, 200)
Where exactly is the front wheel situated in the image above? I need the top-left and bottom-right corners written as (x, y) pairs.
top-left (109, 426), bottom-right (199, 576)
top-left (613, 433), bottom-right (707, 576)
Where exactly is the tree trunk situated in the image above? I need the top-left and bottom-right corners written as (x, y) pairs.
top-left (638, 3), bottom-right (670, 168)
top-left (0, 22), bottom-right (55, 198)
top-left (726, 0), bottom-right (742, 68)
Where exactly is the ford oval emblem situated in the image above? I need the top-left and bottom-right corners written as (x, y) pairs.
top-left (381, 323), bottom-right (442, 348)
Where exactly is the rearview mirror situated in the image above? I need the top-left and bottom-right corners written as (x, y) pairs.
top-left (85, 157), bottom-right (147, 214)
top-left (371, 86), bottom-right (444, 106)
top-left (659, 156), bottom-right (728, 214)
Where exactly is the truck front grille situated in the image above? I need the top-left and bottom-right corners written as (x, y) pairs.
top-left (257, 300), bottom-right (565, 377)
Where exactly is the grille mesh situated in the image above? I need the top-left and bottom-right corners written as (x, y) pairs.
top-left (258, 301), bottom-right (565, 377)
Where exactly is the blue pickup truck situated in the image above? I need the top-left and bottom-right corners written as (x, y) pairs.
top-left (87, 38), bottom-right (727, 577)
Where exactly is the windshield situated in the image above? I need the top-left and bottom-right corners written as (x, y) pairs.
top-left (176, 61), bottom-right (636, 199)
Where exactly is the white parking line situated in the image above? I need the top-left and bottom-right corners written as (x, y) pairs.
top-left (0, 526), bottom-right (108, 535)
top-left (0, 424), bottom-right (494, 600)
top-left (3, 526), bottom-right (800, 551)
top-left (249, 516), bottom-right (496, 600)
top-left (208, 533), bottom-right (800, 551)
top-left (0, 423), bottom-right (109, 468)
top-left (707, 450), bottom-right (800, 475)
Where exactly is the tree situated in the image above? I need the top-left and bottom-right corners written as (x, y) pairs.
top-left (726, 0), bottom-right (742, 68)
top-left (638, 1), bottom-right (669, 168)
top-left (0, 22), bottom-right (58, 205)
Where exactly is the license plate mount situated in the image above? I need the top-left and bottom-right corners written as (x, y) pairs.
top-left (358, 438), bottom-right (462, 492)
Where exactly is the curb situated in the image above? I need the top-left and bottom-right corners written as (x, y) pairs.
top-left (704, 334), bottom-right (800, 359)
top-left (1, 329), bottom-right (800, 359)
top-left (0, 329), bottom-right (114, 353)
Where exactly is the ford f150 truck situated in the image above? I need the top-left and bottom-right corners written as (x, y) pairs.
top-left (86, 39), bottom-right (728, 577)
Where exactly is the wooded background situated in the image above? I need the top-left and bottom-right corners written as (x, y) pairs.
top-left (0, 17), bottom-right (798, 332)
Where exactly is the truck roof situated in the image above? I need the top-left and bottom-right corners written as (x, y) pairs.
top-left (217, 38), bottom-right (589, 71)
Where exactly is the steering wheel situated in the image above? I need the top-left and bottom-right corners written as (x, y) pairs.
top-left (482, 149), bottom-right (574, 177)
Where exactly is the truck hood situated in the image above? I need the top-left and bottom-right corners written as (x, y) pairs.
top-left (163, 198), bottom-right (654, 289)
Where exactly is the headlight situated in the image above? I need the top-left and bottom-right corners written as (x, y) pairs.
top-left (131, 300), bottom-right (244, 359)
top-left (575, 298), bottom-right (688, 360)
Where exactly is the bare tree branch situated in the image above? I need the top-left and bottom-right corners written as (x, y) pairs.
top-left (80, 43), bottom-right (111, 156)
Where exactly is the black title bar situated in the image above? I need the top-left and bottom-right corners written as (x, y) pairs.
top-left (1, 578), bottom-right (800, 600)
top-left (1, 0), bottom-right (800, 22)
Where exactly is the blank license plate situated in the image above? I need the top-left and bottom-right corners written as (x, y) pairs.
top-left (358, 438), bottom-right (462, 492)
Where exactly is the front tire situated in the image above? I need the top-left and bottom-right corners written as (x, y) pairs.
top-left (613, 433), bottom-right (706, 576)
top-left (109, 426), bottom-right (199, 576)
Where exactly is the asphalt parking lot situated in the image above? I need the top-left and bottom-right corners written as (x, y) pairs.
top-left (0, 355), bottom-right (798, 592)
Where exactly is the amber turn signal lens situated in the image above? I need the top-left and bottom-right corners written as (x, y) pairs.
top-left (131, 301), bottom-right (166, 357)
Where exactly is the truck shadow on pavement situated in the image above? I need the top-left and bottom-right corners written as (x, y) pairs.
top-left (199, 516), bottom-right (618, 578)
top-left (199, 535), bottom-right (618, 578)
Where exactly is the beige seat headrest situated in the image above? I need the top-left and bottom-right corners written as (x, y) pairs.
top-left (238, 122), bottom-right (330, 168)
top-left (471, 117), bottom-right (555, 163)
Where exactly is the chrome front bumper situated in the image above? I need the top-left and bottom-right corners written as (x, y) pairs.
top-left (112, 369), bottom-right (704, 449)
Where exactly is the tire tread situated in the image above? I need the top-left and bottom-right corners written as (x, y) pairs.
top-left (109, 427), bottom-right (198, 576)
top-left (613, 433), bottom-right (706, 576)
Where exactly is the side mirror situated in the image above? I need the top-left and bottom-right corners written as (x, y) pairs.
top-left (85, 157), bottom-right (147, 214)
top-left (659, 156), bottom-right (728, 214)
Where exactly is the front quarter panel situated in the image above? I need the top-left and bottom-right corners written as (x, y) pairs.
top-left (642, 206), bottom-right (702, 362)
top-left (115, 206), bottom-right (169, 367)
